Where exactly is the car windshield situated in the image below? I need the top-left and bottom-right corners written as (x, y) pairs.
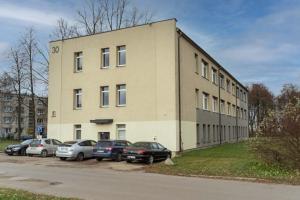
top-left (96, 141), bottom-right (113, 147)
top-left (30, 140), bottom-right (41, 147)
top-left (21, 139), bottom-right (32, 145)
top-left (132, 142), bottom-right (151, 149)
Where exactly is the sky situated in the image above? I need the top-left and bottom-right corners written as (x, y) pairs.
top-left (0, 0), bottom-right (299, 95)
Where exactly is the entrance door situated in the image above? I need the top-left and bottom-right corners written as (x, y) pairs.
top-left (98, 132), bottom-right (110, 140)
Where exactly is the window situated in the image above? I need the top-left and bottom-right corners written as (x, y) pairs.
top-left (226, 79), bottom-right (231, 93)
top-left (100, 86), bottom-right (109, 107)
top-left (232, 83), bottom-right (235, 95)
top-left (201, 60), bottom-right (209, 79)
top-left (207, 125), bottom-right (211, 143)
top-left (202, 92), bottom-right (209, 110)
top-left (74, 124), bottom-right (81, 140)
top-left (220, 100), bottom-right (225, 114)
top-left (74, 52), bottom-right (83, 72)
top-left (236, 87), bottom-right (240, 98)
top-left (244, 110), bottom-right (247, 119)
top-left (3, 106), bottom-right (13, 113)
top-left (212, 96), bottom-right (218, 112)
top-left (99, 132), bottom-right (110, 140)
top-left (52, 139), bottom-right (62, 145)
top-left (195, 53), bottom-right (199, 74)
top-left (101, 48), bottom-right (110, 68)
top-left (117, 84), bottom-right (126, 106)
top-left (117, 124), bottom-right (126, 140)
top-left (37, 109), bottom-right (44, 115)
top-left (37, 118), bottom-right (44, 124)
top-left (3, 95), bottom-right (12, 101)
top-left (227, 102), bottom-right (231, 115)
top-left (195, 89), bottom-right (199, 108)
top-left (213, 125), bottom-right (216, 142)
top-left (203, 124), bottom-right (206, 144)
top-left (38, 100), bottom-right (43, 105)
top-left (196, 124), bottom-right (200, 145)
top-left (244, 92), bottom-right (247, 102)
top-left (4, 128), bottom-right (11, 134)
top-left (232, 105), bottom-right (236, 116)
top-left (74, 89), bottom-right (82, 109)
top-left (219, 74), bottom-right (225, 89)
top-left (117, 45), bottom-right (126, 66)
top-left (212, 68), bottom-right (218, 85)
top-left (4, 117), bottom-right (12, 124)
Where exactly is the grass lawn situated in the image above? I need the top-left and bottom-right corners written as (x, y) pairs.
top-left (0, 188), bottom-right (78, 200)
top-left (146, 142), bottom-right (300, 184)
top-left (0, 139), bottom-right (18, 152)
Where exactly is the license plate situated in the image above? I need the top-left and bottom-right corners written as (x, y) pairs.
top-left (97, 150), bottom-right (104, 153)
top-left (127, 156), bottom-right (135, 159)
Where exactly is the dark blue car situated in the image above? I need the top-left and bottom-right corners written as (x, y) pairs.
top-left (93, 140), bottom-right (132, 162)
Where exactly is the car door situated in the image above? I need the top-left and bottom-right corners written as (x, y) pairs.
top-left (52, 139), bottom-right (62, 153)
top-left (157, 143), bottom-right (169, 159)
top-left (150, 143), bottom-right (160, 160)
top-left (44, 139), bottom-right (52, 154)
top-left (85, 140), bottom-right (96, 158)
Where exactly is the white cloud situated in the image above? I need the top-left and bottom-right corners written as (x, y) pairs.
top-left (0, 4), bottom-right (71, 26)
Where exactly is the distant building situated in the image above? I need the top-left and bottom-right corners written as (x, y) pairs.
top-left (48, 19), bottom-right (248, 152)
top-left (0, 92), bottom-right (48, 138)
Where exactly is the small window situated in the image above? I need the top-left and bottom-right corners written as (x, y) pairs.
top-left (226, 79), bottom-right (231, 93)
top-left (52, 139), bottom-right (62, 145)
top-left (212, 68), bottom-right (218, 85)
top-left (74, 89), bottom-right (82, 109)
top-left (195, 53), bottom-right (199, 74)
top-left (220, 100), bottom-right (225, 114)
top-left (101, 48), bottom-right (110, 68)
top-left (219, 74), bottom-right (225, 89)
top-left (45, 139), bottom-right (51, 145)
top-left (74, 52), bottom-right (83, 72)
top-left (203, 124), bottom-right (206, 144)
top-left (116, 124), bottom-right (126, 140)
top-left (202, 92), bottom-right (209, 110)
top-left (117, 84), bottom-right (126, 106)
top-left (100, 86), bottom-right (109, 107)
top-left (151, 143), bottom-right (159, 150)
top-left (227, 102), bottom-right (231, 115)
top-left (232, 83), bottom-right (235, 95)
top-left (212, 96), bottom-right (218, 112)
top-left (74, 124), bottom-right (81, 140)
top-left (117, 46), bottom-right (126, 66)
top-left (195, 89), bottom-right (199, 108)
top-left (99, 132), bottom-right (110, 140)
top-left (201, 60), bottom-right (209, 79)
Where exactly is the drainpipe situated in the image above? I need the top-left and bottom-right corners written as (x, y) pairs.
top-left (218, 69), bottom-right (222, 144)
top-left (177, 31), bottom-right (183, 152)
top-left (236, 84), bottom-right (238, 142)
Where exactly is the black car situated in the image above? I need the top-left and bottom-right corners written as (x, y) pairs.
top-left (93, 140), bottom-right (132, 161)
top-left (4, 139), bottom-right (33, 156)
top-left (123, 142), bottom-right (171, 164)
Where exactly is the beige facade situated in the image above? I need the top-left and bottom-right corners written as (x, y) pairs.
top-left (48, 19), bottom-right (248, 152)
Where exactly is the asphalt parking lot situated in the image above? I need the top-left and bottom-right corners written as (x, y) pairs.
top-left (0, 153), bottom-right (145, 171)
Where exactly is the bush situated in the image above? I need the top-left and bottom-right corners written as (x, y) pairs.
top-left (251, 100), bottom-right (300, 169)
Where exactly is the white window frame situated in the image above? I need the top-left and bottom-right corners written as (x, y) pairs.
top-left (116, 124), bottom-right (126, 140)
top-left (117, 46), bottom-right (126, 66)
top-left (212, 97), bottom-right (218, 112)
top-left (74, 52), bottom-right (83, 72)
top-left (74, 89), bottom-right (82, 109)
top-left (100, 86), bottom-right (109, 107)
top-left (212, 68), bottom-right (218, 85)
top-left (117, 84), bottom-right (126, 106)
top-left (195, 54), bottom-right (199, 74)
top-left (220, 100), bottom-right (225, 114)
top-left (202, 93), bottom-right (209, 110)
top-left (101, 48), bottom-right (110, 68)
top-left (74, 124), bottom-right (82, 140)
top-left (227, 102), bottom-right (231, 115)
top-left (219, 74), bottom-right (225, 89)
top-left (201, 60), bottom-right (208, 79)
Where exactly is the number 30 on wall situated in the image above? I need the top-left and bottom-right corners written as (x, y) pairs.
top-left (52, 46), bottom-right (59, 54)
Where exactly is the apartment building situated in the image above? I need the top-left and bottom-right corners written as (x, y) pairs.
top-left (48, 19), bottom-right (248, 152)
top-left (0, 93), bottom-right (48, 138)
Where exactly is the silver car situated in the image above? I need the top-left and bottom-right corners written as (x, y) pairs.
top-left (26, 138), bottom-right (62, 157)
top-left (56, 140), bottom-right (97, 161)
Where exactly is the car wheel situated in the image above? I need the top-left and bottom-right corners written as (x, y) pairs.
top-left (41, 150), bottom-right (48, 158)
top-left (76, 153), bottom-right (84, 161)
top-left (147, 155), bottom-right (154, 164)
top-left (96, 158), bottom-right (103, 161)
top-left (115, 153), bottom-right (122, 162)
top-left (60, 157), bottom-right (67, 161)
top-left (126, 160), bottom-right (132, 163)
top-left (20, 149), bottom-right (26, 156)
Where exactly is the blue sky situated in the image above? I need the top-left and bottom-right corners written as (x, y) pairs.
top-left (0, 0), bottom-right (299, 95)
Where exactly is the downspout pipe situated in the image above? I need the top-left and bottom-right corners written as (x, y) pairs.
top-left (177, 31), bottom-right (183, 152)
top-left (236, 85), bottom-right (239, 142)
top-left (218, 70), bottom-right (222, 144)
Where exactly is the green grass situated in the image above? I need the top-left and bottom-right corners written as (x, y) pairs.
top-left (0, 139), bottom-right (18, 152)
top-left (146, 142), bottom-right (300, 184)
top-left (0, 188), bottom-right (78, 200)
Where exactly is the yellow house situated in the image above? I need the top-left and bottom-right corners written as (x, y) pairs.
top-left (48, 19), bottom-right (248, 152)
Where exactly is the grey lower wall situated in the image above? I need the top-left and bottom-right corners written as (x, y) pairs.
top-left (196, 108), bottom-right (248, 147)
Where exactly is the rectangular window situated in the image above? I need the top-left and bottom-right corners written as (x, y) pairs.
top-left (201, 60), bottom-right (209, 79)
top-left (117, 84), bottom-right (126, 106)
top-left (74, 89), bottom-right (82, 109)
top-left (227, 102), bottom-right (231, 115)
top-left (220, 100), bottom-right (225, 114)
top-left (212, 68), bottom-right (218, 85)
top-left (196, 124), bottom-right (200, 145)
top-left (4, 117), bottom-right (12, 124)
top-left (117, 46), bottom-right (126, 66)
top-left (100, 86), bottom-right (109, 107)
top-left (3, 106), bottom-right (13, 113)
top-left (202, 92), bottom-right (209, 110)
top-left (213, 125), bottom-right (216, 142)
top-left (232, 105), bottom-right (236, 116)
top-left (195, 89), bottom-right (199, 108)
top-left (207, 125), bottom-right (211, 143)
top-left (195, 54), bottom-right (199, 74)
top-left (212, 96), bottom-right (218, 112)
top-left (236, 87), bottom-right (240, 98)
top-left (99, 132), bottom-right (110, 140)
top-left (101, 48), bottom-right (110, 68)
top-left (226, 79), bottom-right (231, 93)
top-left (74, 52), bottom-right (83, 72)
top-left (37, 109), bottom-right (44, 115)
top-left (116, 124), bottom-right (126, 140)
top-left (203, 124), bottom-right (206, 144)
top-left (219, 74), bottom-right (225, 89)
top-left (232, 83), bottom-right (235, 95)
top-left (3, 95), bottom-right (12, 101)
top-left (74, 124), bottom-right (81, 140)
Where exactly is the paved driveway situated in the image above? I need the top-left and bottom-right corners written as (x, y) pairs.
top-left (0, 154), bottom-right (300, 200)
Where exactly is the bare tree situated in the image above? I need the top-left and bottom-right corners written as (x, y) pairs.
top-left (21, 28), bottom-right (38, 138)
top-left (51, 18), bottom-right (80, 40)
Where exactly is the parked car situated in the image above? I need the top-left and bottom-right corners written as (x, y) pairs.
top-left (4, 139), bottom-right (33, 156)
top-left (56, 140), bottom-right (97, 161)
top-left (26, 138), bottom-right (62, 157)
top-left (123, 142), bottom-right (171, 164)
top-left (93, 140), bottom-right (132, 161)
